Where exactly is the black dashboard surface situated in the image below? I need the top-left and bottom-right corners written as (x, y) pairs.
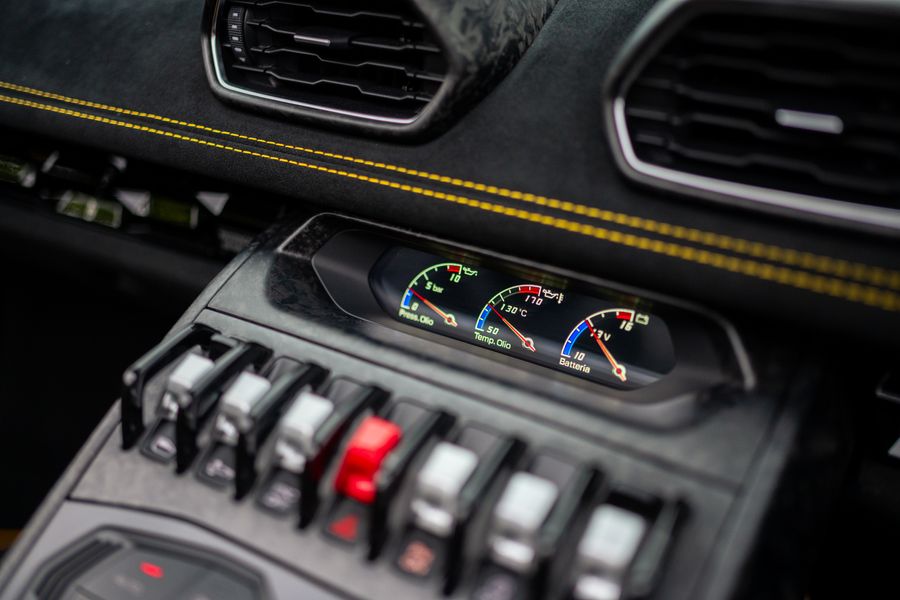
top-left (0, 0), bottom-right (898, 337)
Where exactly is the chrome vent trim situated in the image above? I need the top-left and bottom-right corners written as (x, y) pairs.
top-left (605, 0), bottom-right (900, 236)
top-left (206, 0), bottom-right (448, 129)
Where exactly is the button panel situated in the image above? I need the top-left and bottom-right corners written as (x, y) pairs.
top-left (119, 324), bottom-right (686, 600)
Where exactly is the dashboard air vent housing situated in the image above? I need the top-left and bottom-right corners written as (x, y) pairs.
top-left (605, 0), bottom-right (900, 235)
top-left (204, 0), bottom-right (560, 137)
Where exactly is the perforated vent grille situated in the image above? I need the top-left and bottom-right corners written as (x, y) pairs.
top-left (621, 10), bottom-right (900, 210)
top-left (217, 0), bottom-right (448, 123)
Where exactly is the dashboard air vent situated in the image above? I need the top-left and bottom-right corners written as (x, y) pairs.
top-left (215, 1), bottom-right (446, 124)
top-left (606, 0), bottom-right (900, 234)
top-left (204, 0), bottom-right (560, 136)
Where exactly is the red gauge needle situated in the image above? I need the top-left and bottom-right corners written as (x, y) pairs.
top-left (409, 289), bottom-right (458, 327)
top-left (585, 319), bottom-right (627, 382)
top-left (489, 305), bottom-right (536, 352)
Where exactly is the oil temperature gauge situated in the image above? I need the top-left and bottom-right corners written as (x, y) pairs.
top-left (474, 284), bottom-right (563, 355)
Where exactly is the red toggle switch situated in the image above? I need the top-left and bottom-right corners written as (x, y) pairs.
top-left (334, 416), bottom-right (402, 504)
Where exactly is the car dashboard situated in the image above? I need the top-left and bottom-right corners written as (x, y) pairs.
top-left (0, 0), bottom-right (898, 599)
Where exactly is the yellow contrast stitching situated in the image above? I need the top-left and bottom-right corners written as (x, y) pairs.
top-left (1, 79), bottom-right (897, 291)
top-left (1, 92), bottom-right (897, 313)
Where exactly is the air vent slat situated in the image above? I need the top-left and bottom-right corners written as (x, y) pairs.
top-left (618, 6), bottom-right (900, 212)
top-left (639, 132), bottom-right (899, 195)
top-left (249, 45), bottom-right (444, 81)
top-left (627, 103), bottom-right (900, 159)
top-left (256, 0), bottom-right (420, 24)
top-left (657, 52), bottom-right (900, 94)
top-left (680, 28), bottom-right (900, 70)
top-left (218, 0), bottom-right (447, 122)
top-left (266, 69), bottom-right (428, 102)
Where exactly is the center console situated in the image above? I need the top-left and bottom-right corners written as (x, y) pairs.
top-left (0, 214), bottom-right (848, 600)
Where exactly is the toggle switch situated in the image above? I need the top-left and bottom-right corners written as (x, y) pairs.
top-left (140, 333), bottom-right (247, 464)
top-left (257, 378), bottom-right (385, 526)
top-left (141, 353), bottom-right (215, 463)
top-left (324, 400), bottom-right (454, 559)
top-left (571, 505), bottom-right (648, 600)
top-left (173, 340), bottom-right (271, 473)
top-left (121, 323), bottom-right (215, 449)
top-left (489, 472), bottom-right (560, 572)
top-left (334, 416), bottom-right (403, 504)
top-left (192, 363), bottom-right (247, 483)
top-left (396, 425), bottom-right (524, 593)
top-left (216, 372), bottom-right (273, 445)
top-left (410, 442), bottom-right (479, 537)
top-left (196, 360), bottom-right (327, 496)
top-left (472, 452), bottom-right (598, 600)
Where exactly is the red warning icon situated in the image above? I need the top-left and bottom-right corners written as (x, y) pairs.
top-left (328, 514), bottom-right (360, 542)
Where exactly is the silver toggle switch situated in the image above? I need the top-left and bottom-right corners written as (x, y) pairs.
top-left (158, 353), bottom-right (214, 420)
top-left (488, 472), bottom-right (559, 573)
top-left (572, 504), bottom-right (648, 600)
top-left (410, 442), bottom-right (479, 537)
top-left (213, 371), bottom-right (272, 445)
top-left (272, 390), bottom-right (335, 473)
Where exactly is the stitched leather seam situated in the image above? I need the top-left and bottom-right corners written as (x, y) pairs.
top-left (1, 92), bottom-right (897, 312)
top-left (1, 79), bottom-right (896, 291)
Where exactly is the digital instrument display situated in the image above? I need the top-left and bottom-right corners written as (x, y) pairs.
top-left (370, 247), bottom-right (676, 389)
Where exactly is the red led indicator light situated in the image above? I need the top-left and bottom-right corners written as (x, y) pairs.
top-left (139, 561), bottom-right (165, 579)
top-left (447, 265), bottom-right (461, 273)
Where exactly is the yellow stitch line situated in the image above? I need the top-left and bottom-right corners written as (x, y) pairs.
top-left (0, 80), bottom-right (896, 291)
top-left (1, 92), bottom-right (896, 314)
top-left (0, 95), bottom-right (900, 312)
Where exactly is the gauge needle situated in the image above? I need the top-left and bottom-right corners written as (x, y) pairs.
top-left (409, 289), bottom-right (458, 327)
top-left (585, 319), bottom-right (627, 382)
top-left (489, 305), bottom-right (536, 352)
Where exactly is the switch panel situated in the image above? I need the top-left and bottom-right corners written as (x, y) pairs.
top-left (114, 326), bottom-right (683, 600)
